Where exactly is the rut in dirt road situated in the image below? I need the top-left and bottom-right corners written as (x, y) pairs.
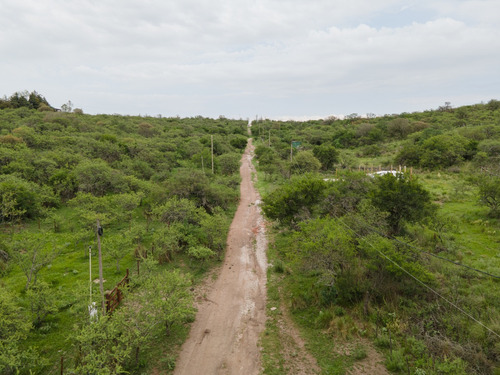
top-left (174, 138), bottom-right (268, 375)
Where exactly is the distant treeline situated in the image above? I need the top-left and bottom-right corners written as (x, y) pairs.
top-left (0, 91), bottom-right (54, 111)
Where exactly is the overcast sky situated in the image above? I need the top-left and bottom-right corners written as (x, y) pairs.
top-left (1, 0), bottom-right (499, 119)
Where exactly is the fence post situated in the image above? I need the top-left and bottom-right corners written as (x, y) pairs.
top-left (104, 291), bottom-right (110, 313)
top-left (61, 356), bottom-right (64, 375)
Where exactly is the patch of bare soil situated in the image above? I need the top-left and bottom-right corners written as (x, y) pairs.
top-left (174, 139), bottom-right (268, 375)
top-left (337, 338), bottom-right (389, 375)
top-left (270, 283), bottom-right (321, 375)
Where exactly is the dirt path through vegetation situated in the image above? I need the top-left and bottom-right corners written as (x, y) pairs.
top-left (174, 138), bottom-right (268, 375)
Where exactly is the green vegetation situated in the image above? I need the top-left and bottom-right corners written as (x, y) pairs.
top-left (0, 98), bottom-right (247, 374)
top-left (2, 91), bottom-right (499, 374)
top-left (255, 101), bottom-right (500, 374)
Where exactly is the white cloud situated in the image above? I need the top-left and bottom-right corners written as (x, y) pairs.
top-left (1, 0), bottom-right (499, 117)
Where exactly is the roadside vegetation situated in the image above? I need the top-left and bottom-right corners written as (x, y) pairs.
top-left (0, 91), bottom-right (247, 374)
top-left (2, 90), bottom-right (499, 374)
top-left (255, 101), bottom-right (500, 374)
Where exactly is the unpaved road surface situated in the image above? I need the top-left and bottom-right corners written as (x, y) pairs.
top-left (174, 138), bottom-right (268, 375)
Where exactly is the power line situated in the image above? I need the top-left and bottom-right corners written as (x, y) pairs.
top-left (346, 216), bottom-right (500, 280)
top-left (336, 218), bottom-right (500, 340)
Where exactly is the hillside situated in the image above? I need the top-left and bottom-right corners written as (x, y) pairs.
top-left (0, 103), bottom-right (248, 374)
top-left (253, 101), bottom-right (500, 374)
top-left (1, 97), bottom-right (499, 374)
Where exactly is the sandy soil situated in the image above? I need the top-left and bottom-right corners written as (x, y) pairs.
top-left (174, 138), bottom-right (268, 375)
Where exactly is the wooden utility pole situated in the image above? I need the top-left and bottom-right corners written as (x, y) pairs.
top-left (96, 219), bottom-right (105, 314)
top-left (211, 135), bottom-right (214, 174)
top-left (89, 246), bottom-right (92, 307)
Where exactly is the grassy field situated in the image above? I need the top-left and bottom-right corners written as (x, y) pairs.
top-left (1, 203), bottom-right (232, 374)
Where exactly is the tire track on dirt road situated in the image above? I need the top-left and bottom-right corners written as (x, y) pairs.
top-left (174, 138), bottom-right (268, 375)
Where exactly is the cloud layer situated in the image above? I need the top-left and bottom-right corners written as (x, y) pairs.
top-left (1, 0), bottom-right (499, 118)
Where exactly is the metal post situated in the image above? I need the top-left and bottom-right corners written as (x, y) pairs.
top-left (96, 220), bottom-right (105, 314)
top-left (211, 135), bottom-right (214, 173)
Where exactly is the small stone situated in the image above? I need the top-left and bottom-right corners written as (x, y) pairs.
top-left (270, 307), bottom-right (277, 311)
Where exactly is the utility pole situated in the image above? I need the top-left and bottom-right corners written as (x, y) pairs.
top-left (268, 129), bottom-right (271, 147)
top-left (96, 220), bottom-right (105, 314)
top-left (89, 246), bottom-right (92, 307)
top-left (211, 135), bottom-right (214, 174)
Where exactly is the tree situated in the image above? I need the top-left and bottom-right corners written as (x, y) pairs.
top-left (387, 118), bottom-right (412, 139)
top-left (48, 168), bottom-right (78, 201)
top-left (288, 217), bottom-right (355, 276)
top-left (136, 270), bottom-right (194, 335)
top-left (153, 196), bottom-right (202, 225)
top-left (419, 134), bottom-right (471, 169)
top-left (199, 208), bottom-right (228, 258)
top-left (322, 173), bottom-right (372, 217)
top-left (0, 175), bottom-right (49, 220)
top-left (262, 174), bottom-right (327, 226)
top-left (137, 122), bottom-right (157, 137)
top-left (0, 191), bottom-right (26, 230)
top-left (11, 233), bottom-right (62, 289)
top-left (104, 233), bottom-right (132, 273)
top-left (73, 159), bottom-right (130, 197)
top-left (71, 314), bottom-right (136, 374)
top-left (229, 135), bottom-right (248, 150)
top-left (291, 151), bottom-right (321, 174)
top-left (61, 100), bottom-right (73, 112)
top-left (477, 175), bottom-right (500, 217)
top-left (0, 288), bottom-right (33, 374)
top-left (26, 281), bottom-right (58, 327)
top-left (188, 246), bottom-right (215, 263)
top-left (217, 153), bottom-right (241, 175)
top-left (369, 173), bottom-right (435, 234)
top-left (69, 192), bottom-right (115, 230)
top-left (286, 217), bottom-right (362, 306)
top-left (152, 224), bottom-right (183, 263)
top-left (395, 143), bottom-right (422, 167)
top-left (313, 144), bottom-right (339, 170)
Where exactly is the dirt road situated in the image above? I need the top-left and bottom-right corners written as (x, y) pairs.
top-left (174, 138), bottom-right (268, 375)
